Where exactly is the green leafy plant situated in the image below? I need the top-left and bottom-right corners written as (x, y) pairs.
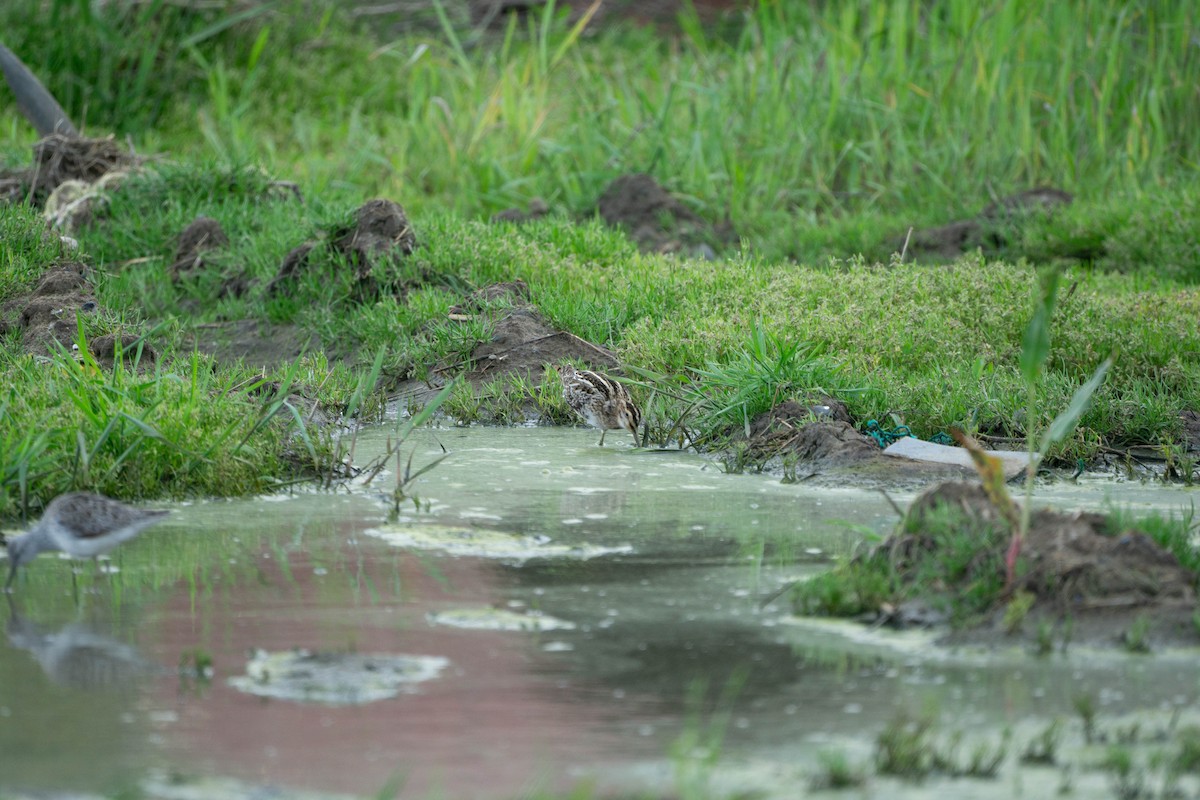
top-left (1008, 269), bottom-right (1113, 584)
top-left (686, 321), bottom-right (850, 439)
top-left (359, 380), bottom-right (456, 516)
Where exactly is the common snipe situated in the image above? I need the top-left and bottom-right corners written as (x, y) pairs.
top-left (557, 364), bottom-right (642, 446)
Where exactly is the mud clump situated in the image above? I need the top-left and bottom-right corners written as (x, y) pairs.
top-left (903, 482), bottom-right (1195, 623)
top-left (88, 333), bottom-right (156, 369)
top-left (333, 198), bottom-right (417, 278)
top-left (446, 305), bottom-right (619, 384)
top-left (171, 216), bottom-right (229, 277)
top-left (596, 173), bottom-right (733, 258)
top-left (899, 186), bottom-right (1073, 262)
top-left (0, 262), bottom-right (97, 355)
top-left (448, 280), bottom-right (531, 315)
top-left (267, 199), bottom-right (417, 298)
top-left (0, 263), bottom-right (160, 367)
top-left (396, 283), bottom-right (622, 411)
top-left (490, 198), bottom-right (549, 224)
top-left (31, 134), bottom-right (137, 196)
top-left (738, 401), bottom-right (972, 486)
top-left (0, 134), bottom-right (139, 207)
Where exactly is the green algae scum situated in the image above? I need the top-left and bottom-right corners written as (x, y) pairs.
top-left (3, 1), bottom-right (1200, 798)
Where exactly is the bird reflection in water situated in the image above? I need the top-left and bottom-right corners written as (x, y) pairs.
top-left (5, 599), bottom-right (153, 691)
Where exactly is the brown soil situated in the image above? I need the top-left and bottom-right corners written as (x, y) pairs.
top-left (396, 286), bottom-right (623, 409)
top-left (0, 261), bottom-right (160, 369)
top-left (902, 482), bottom-right (1199, 649)
top-left (0, 134), bottom-right (139, 205)
top-left (183, 319), bottom-right (316, 371)
top-left (171, 216), bottom-right (229, 277)
top-left (596, 173), bottom-right (734, 257)
top-left (88, 333), bottom-right (157, 368)
top-left (268, 199), bottom-right (417, 298)
top-left (0, 262), bottom-right (98, 356)
top-left (490, 198), bottom-right (549, 224)
top-left (739, 400), bottom-right (975, 487)
top-left (898, 186), bottom-right (1073, 262)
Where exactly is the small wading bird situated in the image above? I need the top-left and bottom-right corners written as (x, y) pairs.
top-left (5, 492), bottom-right (171, 589)
top-left (557, 363), bottom-right (642, 447)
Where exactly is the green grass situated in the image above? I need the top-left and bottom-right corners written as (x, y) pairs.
top-left (0, 337), bottom-right (318, 521)
top-left (1104, 503), bottom-right (1200, 572)
top-left (9, 159), bottom-right (1200, 466)
top-left (2, 1), bottom-right (1199, 268)
top-left (1, 1), bottom-right (1199, 510)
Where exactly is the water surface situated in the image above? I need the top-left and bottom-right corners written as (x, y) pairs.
top-left (2, 425), bottom-right (1197, 799)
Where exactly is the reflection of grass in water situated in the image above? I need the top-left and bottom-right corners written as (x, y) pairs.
top-left (670, 670), bottom-right (748, 800)
top-left (7, 496), bottom-right (418, 616)
top-left (876, 708), bottom-right (1009, 780)
top-left (7, 516), bottom-right (281, 613)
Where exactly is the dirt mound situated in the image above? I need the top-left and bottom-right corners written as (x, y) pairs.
top-left (447, 305), bottom-right (620, 384)
top-left (88, 333), bottom-right (156, 368)
top-left (0, 263), bottom-right (160, 367)
top-left (333, 198), bottom-right (417, 272)
top-left (739, 401), bottom-right (972, 486)
top-left (0, 134), bottom-right (139, 205)
top-left (448, 280), bottom-right (531, 315)
top-left (905, 482), bottom-right (1195, 609)
top-left (171, 216), bottom-right (229, 277)
top-left (596, 173), bottom-right (733, 257)
top-left (490, 198), bottom-right (549, 224)
top-left (899, 186), bottom-right (1073, 262)
top-left (397, 288), bottom-right (623, 410)
top-left (0, 262), bottom-right (97, 355)
top-left (267, 199), bottom-right (417, 298)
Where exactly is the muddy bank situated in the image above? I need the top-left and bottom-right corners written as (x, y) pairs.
top-left (814, 480), bottom-right (1200, 650)
top-left (731, 400), bottom-right (987, 488)
top-left (395, 282), bottom-right (625, 412)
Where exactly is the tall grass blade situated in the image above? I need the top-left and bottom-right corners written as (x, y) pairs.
top-left (1039, 357), bottom-right (1113, 456)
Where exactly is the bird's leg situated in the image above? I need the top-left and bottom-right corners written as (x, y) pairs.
top-left (597, 429), bottom-right (607, 446)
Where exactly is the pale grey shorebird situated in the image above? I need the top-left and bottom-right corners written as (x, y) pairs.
top-left (5, 492), bottom-right (170, 589)
top-left (557, 363), bottom-right (642, 446)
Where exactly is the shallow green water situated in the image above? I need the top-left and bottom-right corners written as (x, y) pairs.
top-left (1, 425), bottom-right (1198, 799)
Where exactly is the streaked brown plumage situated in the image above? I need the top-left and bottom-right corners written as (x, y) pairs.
top-left (557, 364), bottom-right (642, 446)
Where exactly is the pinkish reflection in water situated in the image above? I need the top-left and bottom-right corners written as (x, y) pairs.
top-left (148, 541), bottom-right (654, 797)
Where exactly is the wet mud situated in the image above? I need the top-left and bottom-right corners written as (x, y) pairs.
top-left (891, 481), bottom-right (1199, 648)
